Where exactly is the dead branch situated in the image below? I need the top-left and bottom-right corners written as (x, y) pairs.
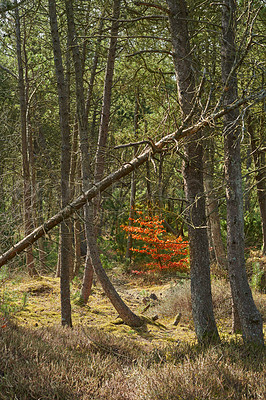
top-left (0, 89), bottom-right (265, 267)
top-left (114, 140), bottom-right (150, 149)
top-left (134, 1), bottom-right (169, 14)
top-left (0, 64), bottom-right (18, 79)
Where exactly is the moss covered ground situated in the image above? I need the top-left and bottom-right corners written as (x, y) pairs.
top-left (0, 267), bottom-right (265, 400)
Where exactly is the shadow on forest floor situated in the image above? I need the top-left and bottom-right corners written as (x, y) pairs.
top-left (0, 271), bottom-right (265, 399)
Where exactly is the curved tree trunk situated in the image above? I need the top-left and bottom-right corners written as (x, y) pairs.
top-left (222, 0), bottom-right (263, 344)
top-left (86, 204), bottom-right (143, 327)
top-left (167, 0), bottom-right (219, 344)
top-left (65, 0), bottom-right (143, 327)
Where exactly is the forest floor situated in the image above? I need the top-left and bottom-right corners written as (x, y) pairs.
top-left (0, 261), bottom-right (265, 399)
top-left (1, 271), bottom-right (197, 345)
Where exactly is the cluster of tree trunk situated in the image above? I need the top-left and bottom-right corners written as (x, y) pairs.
top-left (1, 0), bottom-right (264, 345)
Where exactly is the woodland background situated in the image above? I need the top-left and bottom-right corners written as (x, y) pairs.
top-left (0, 0), bottom-right (265, 344)
top-left (0, 0), bottom-right (265, 398)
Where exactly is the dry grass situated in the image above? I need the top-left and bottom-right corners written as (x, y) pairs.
top-left (0, 271), bottom-right (265, 399)
top-left (0, 321), bottom-right (265, 400)
top-left (153, 278), bottom-right (265, 332)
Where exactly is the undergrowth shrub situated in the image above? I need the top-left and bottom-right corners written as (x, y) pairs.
top-left (121, 212), bottom-right (189, 276)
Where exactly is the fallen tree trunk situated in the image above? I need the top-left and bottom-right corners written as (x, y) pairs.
top-left (0, 90), bottom-right (264, 268)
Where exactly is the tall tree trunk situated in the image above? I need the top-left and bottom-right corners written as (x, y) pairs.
top-left (158, 153), bottom-right (164, 211)
top-left (69, 122), bottom-right (82, 277)
top-left (126, 94), bottom-right (139, 259)
top-left (65, 0), bottom-right (143, 327)
top-left (85, 15), bottom-right (104, 124)
top-left (94, 0), bottom-right (121, 225)
top-left (65, 0), bottom-right (94, 304)
top-left (167, 0), bottom-right (219, 344)
top-left (14, 1), bottom-right (37, 277)
top-left (244, 145), bottom-right (252, 214)
top-left (222, 0), bottom-right (263, 344)
top-left (69, 120), bottom-right (80, 278)
top-left (203, 140), bottom-right (227, 271)
top-left (146, 160), bottom-right (152, 205)
top-left (48, 0), bottom-right (72, 327)
top-left (248, 115), bottom-right (266, 255)
top-left (125, 166), bottom-right (136, 260)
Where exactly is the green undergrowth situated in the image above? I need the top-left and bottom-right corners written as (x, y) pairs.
top-left (1, 273), bottom-right (265, 342)
top-left (0, 274), bottom-right (198, 344)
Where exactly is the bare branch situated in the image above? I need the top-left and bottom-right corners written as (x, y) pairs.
top-left (0, 89), bottom-right (265, 267)
top-left (114, 140), bottom-right (150, 149)
top-left (134, 1), bottom-right (169, 14)
top-left (0, 63), bottom-right (18, 79)
top-left (126, 49), bottom-right (172, 57)
top-left (104, 15), bottom-right (168, 23)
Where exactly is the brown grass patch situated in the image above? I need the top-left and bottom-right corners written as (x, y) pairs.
top-left (1, 321), bottom-right (264, 400)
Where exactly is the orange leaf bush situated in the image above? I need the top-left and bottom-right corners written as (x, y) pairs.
top-left (121, 212), bottom-right (189, 276)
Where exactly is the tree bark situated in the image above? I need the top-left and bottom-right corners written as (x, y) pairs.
top-left (203, 140), bottom-right (227, 271)
top-left (126, 94), bottom-right (139, 259)
top-left (85, 14), bottom-right (104, 125)
top-left (222, 0), bottom-right (263, 344)
top-left (248, 115), bottom-right (266, 255)
top-left (15, 1), bottom-right (37, 277)
top-left (69, 120), bottom-right (80, 278)
top-left (49, 0), bottom-right (72, 327)
top-left (167, 0), bottom-right (219, 344)
top-left (65, 0), bottom-right (94, 304)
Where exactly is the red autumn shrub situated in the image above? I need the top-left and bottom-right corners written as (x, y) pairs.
top-left (121, 212), bottom-right (189, 275)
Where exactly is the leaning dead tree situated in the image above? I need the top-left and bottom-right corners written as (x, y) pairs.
top-left (0, 90), bottom-right (265, 268)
